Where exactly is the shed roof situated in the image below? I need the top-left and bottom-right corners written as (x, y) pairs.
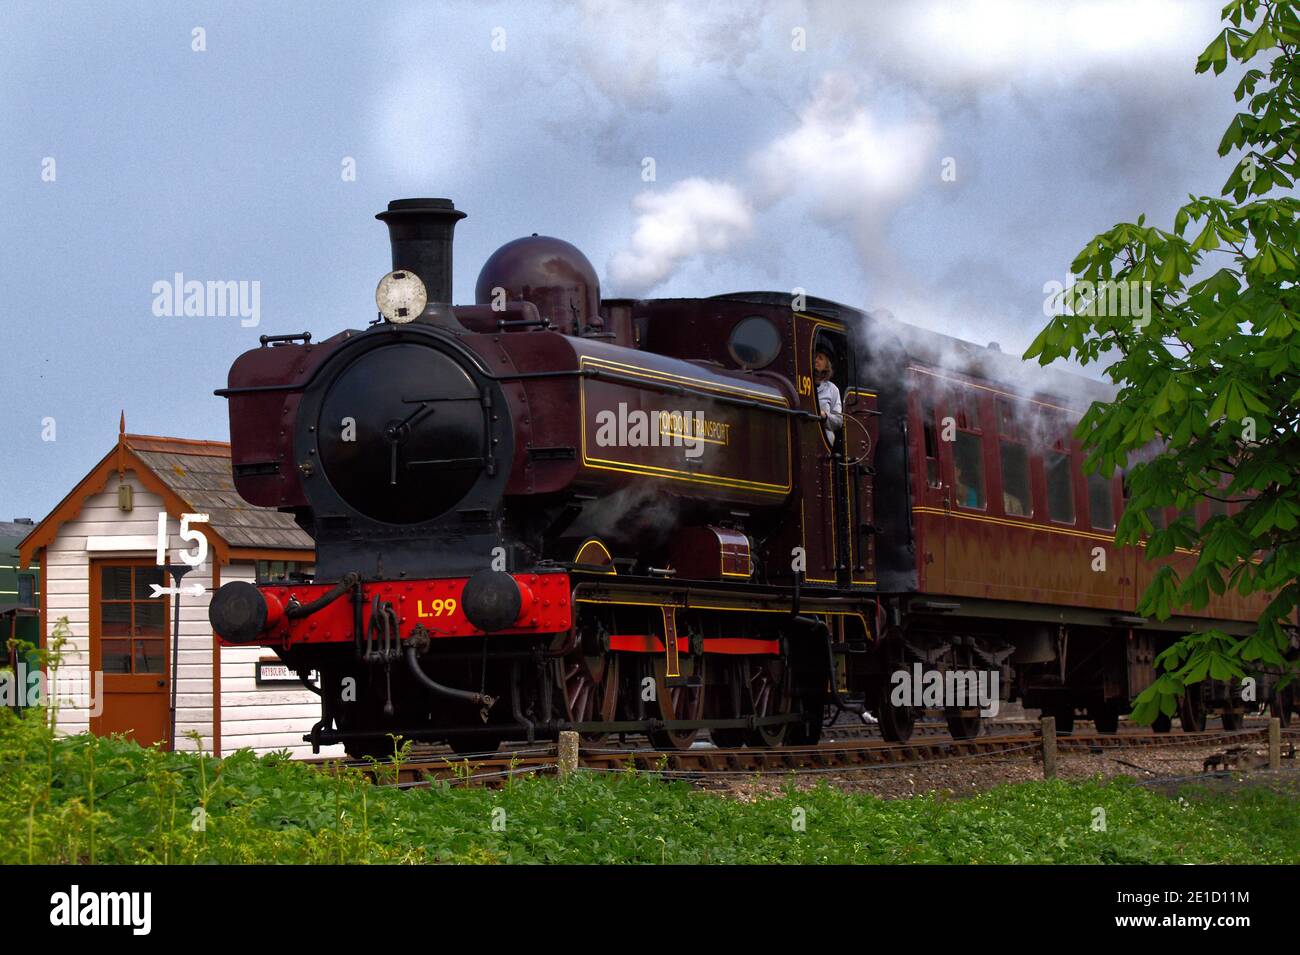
top-left (129, 439), bottom-right (312, 550)
top-left (0, 521), bottom-right (38, 544)
top-left (18, 426), bottom-right (313, 567)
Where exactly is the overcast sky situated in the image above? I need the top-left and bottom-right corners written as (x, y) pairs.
top-left (0, 0), bottom-right (1247, 521)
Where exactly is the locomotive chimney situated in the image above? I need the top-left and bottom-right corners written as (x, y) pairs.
top-left (376, 198), bottom-right (467, 325)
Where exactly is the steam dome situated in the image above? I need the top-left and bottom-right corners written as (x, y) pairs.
top-left (474, 235), bottom-right (600, 334)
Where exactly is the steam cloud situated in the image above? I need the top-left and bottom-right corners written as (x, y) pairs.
top-left (608, 179), bottom-right (755, 294)
top-left (608, 74), bottom-right (937, 297)
top-left (750, 73), bottom-right (940, 259)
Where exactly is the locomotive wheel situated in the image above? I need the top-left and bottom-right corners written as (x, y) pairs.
top-left (944, 706), bottom-right (982, 739)
top-left (560, 648), bottom-right (620, 743)
top-left (344, 740), bottom-right (394, 761)
top-left (1271, 685), bottom-right (1294, 728)
top-left (875, 678), bottom-right (916, 742)
top-left (647, 656), bottom-right (707, 751)
top-left (1179, 686), bottom-right (1207, 733)
top-left (1052, 705), bottom-right (1076, 735)
top-left (786, 689), bottom-right (826, 747)
top-left (330, 670), bottom-right (395, 760)
top-left (1152, 710), bottom-right (1173, 733)
top-left (709, 657), bottom-right (749, 748)
top-left (709, 728), bottom-right (748, 747)
top-left (1220, 677), bottom-right (1246, 730)
top-left (744, 657), bottom-right (793, 748)
top-left (874, 636), bottom-right (916, 742)
top-left (1090, 702), bottom-right (1120, 735)
top-left (787, 713), bottom-right (823, 746)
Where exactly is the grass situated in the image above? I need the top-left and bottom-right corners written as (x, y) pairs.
top-left (1, 707), bottom-right (1296, 864)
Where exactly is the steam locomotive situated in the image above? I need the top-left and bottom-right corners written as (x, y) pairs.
top-left (208, 197), bottom-right (1293, 756)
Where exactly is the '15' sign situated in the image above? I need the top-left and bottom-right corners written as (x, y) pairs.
top-left (157, 513), bottom-right (210, 567)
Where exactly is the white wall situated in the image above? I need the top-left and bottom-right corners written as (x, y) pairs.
top-left (42, 531), bottom-right (94, 738)
top-left (218, 561), bottom-right (342, 757)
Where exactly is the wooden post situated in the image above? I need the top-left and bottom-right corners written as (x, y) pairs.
top-left (558, 730), bottom-right (579, 779)
top-left (1041, 715), bottom-right (1057, 780)
top-left (1269, 717), bottom-right (1281, 771)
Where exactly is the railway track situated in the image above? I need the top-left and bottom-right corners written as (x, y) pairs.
top-left (828, 714), bottom-right (1274, 739)
top-left (308, 718), bottom-right (1291, 788)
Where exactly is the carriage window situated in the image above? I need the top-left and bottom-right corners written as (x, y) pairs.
top-left (921, 400), bottom-right (940, 488)
top-left (1045, 451), bottom-right (1075, 524)
top-left (1088, 471), bottom-right (1115, 531)
top-left (996, 397), bottom-right (1022, 439)
top-left (955, 390), bottom-right (981, 431)
top-left (953, 432), bottom-right (985, 509)
top-left (16, 575), bottom-right (35, 608)
top-left (1147, 507), bottom-right (1167, 531)
top-left (256, 561), bottom-right (303, 582)
top-left (999, 441), bottom-right (1031, 517)
top-left (727, 316), bottom-right (781, 369)
top-left (1204, 494), bottom-right (1228, 522)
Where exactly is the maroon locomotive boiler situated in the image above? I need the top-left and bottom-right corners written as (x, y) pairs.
top-left (208, 197), bottom-right (1292, 756)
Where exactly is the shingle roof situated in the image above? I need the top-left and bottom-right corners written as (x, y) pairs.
top-left (125, 435), bottom-right (314, 552)
top-left (0, 521), bottom-right (37, 543)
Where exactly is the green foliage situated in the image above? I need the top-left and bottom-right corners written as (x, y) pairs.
top-left (2, 712), bottom-right (1296, 864)
top-left (1026, 0), bottom-right (1300, 722)
top-left (4, 616), bottom-right (72, 732)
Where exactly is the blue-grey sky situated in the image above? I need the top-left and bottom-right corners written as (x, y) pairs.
top-left (1, 0), bottom-right (1246, 521)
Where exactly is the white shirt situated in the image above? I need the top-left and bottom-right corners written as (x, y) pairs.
top-left (817, 378), bottom-right (843, 445)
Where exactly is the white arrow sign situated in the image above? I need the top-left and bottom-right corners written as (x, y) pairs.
top-left (150, 582), bottom-right (206, 599)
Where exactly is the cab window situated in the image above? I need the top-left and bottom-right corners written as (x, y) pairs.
top-left (728, 316), bottom-right (781, 369)
top-left (921, 398), bottom-right (941, 488)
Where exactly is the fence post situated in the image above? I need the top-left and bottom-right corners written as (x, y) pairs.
top-left (1041, 715), bottom-right (1057, 780)
top-left (1269, 717), bottom-right (1281, 771)
top-left (558, 730), bottom-right (579, 779)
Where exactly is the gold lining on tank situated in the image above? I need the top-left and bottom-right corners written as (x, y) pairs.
top-left (578, 356), bottom-right (792, 494)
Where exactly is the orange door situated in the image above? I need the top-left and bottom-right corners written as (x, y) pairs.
top-left (90, 561), bottom-right (170, 747)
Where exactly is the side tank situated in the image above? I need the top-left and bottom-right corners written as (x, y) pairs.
top-left (486, 330), bottom-right (794, 509)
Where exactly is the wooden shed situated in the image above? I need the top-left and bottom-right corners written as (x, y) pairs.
top-left (18, 421), bottom-right (339, 756)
